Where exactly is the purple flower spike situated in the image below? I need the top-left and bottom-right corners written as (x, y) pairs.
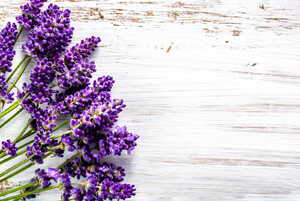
top-left (107, 126), bottom-right (139, 155)
top-left (0, 22), bottom-right (18, 103)
top-left (58, 59), bottom-right (96, 90)
top-left (22, 4), bottom-right (74, 59)
top-left (1, 139), bottom-right (17, 156)
top-left (22, 58), bottom-right (56, 104)
top-left (99, 179), bottom-right (136, 200)
top-left (64, 36), bottom-right (101, 66)
top-left (16, 0), bottom-right (48, 29)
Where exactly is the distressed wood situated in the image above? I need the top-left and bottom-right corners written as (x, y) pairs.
top-left (1, 0), bottom-right (300, 200)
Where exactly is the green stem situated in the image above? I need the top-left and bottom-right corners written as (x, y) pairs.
top-left (53, 120), bottom-right (70, 132)
top-left (0, 123), bottom-right (71, 177)
top-left (0, 119), bottom-right (69, 158)
top-left (0, 102), bottom-right (19, 119)
top-left (5, 56), bottom-right (28, 83)
top-left (0, 149), bottom-right (26, 165)
top-left (0, 181), bottom-right (36, 197)
top-left (15, 129), bottom-right (34, 144)
top-left (0, 155), bottom-right (33, 178)
top-left (0, 184), bottom-right (61, 201)
top-left (57, 152), bottom-right (80, 170)
top-left (7, 57), bottom-right (32, 93)
top-left (0, 152), bottom-right (80, 199)
top-left (0, 108), bottom-right (24, 129)
top-left (13, 119), bottom-right (32, 143)
top-left (0, 129), bottom-right (70, 179)
top-left (13, 26), bottom-right (24, 46)
top-left (0, 152), bottom-right (52, 183)
top-left (0, 163), bottom-right (34, 184)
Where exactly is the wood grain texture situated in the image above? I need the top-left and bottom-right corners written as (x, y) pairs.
top-left (1, 0), bottom-right (300, 200)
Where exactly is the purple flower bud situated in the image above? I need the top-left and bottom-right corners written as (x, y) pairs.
top-left (16, 0), bottom-right (48, 29)
top-left (1, 139), bottom-right (17, 156)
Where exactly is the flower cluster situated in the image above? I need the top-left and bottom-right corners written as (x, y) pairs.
top-left (0, 22), bottom-right (18, 103)
top-left (16, 0), bottom-right (48, 29)
top-left (34, 160), bottom-right (136, 201)
top-left (56, 36), bottom-right (101, 92)
top-left (23, 58), bottom-right (56, 104)
top-left (0, 0), bottom-right (139, 200)
top-left (1, 139), bottom-right (17, 156)
top-left (22, 4), bottom-right (74, 59)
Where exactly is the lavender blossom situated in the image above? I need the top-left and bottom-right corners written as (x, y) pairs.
top-left (33, 161), bottom-right (134, 201)
top-left (16, 0), bottom-right (48, 29)
top-left (99, 179), bottom-right (136, 200)
top-left (62, 36), bottom-right (101, 68)
top-left (56, 36), bottom-right (101, 93)
top-left (65, 98), bottom-right (139, 162)
top-left (57, 59), bottom-right (96, 90)
top-left (35, 168), bottom-right (58, 187)
top-left (0, 22), bottom-right (18, 103)
top-left (23, 4), bottom-right (74, 59)
top-left (62, 156), bottom-right (125, 182)
top-left (22, 58), bottom-right (56, 104)
top-left (71, 178), bottom-right (135, 201)
top-left (57, 75), bottom-right (114, 116)
top-left (1, 139), bottom-right (17, 156)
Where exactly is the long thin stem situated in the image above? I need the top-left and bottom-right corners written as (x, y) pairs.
top-left (57, 152), bottom-right (80, 170)
top-left (15, 129), bottom-right (34, 144)
top-left (13, 26), bottom-right (24, 46)
top-left (0, 108), bottom-right (24, 129)
top-left (0, 129), bottom-right (71, 179)
top-left (0, 152), bottom-right (52, 183)
top-left (0, 184), bottom-right (61, 201)
top-left (0, 149), bottom-right (26, 165)
top-left (0, 101), bottom-right (19, 119)
top-left (0, 155), bottom-right (33, 178)
top-left (0, 181), bottom-right (36, 197)
top-left (0, 119), bottom-right (68, 158)
top-left (0, 163), bottom-right (34, 184)
top-left (7, 57), bottom-right (32, 93)
top-left (0, 152), bottom-right (81, 199)
top-left (13, 119), bottom-right (32, 143)
top-left (5, 56), bottom-right (28, 83)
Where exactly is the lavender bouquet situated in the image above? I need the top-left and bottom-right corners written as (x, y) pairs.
top-left (0, 1), bottom-right (139, 200)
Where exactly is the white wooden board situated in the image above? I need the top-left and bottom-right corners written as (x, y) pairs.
top-left (1, 0), bottom-right (300, 200)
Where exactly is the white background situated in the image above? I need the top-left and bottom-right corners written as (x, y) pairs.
top-left (1, 0), bottom-right (300, 200)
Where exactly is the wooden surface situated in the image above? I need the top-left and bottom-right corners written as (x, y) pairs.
top-left (1, 0), bottom-right (300, 200)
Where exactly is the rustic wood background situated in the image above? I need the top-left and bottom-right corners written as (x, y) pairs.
top-left (1, 0), bottom-right (300, 200)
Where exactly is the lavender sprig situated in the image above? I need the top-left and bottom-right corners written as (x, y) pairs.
top-left (0, 22), bottom-right (18, 103)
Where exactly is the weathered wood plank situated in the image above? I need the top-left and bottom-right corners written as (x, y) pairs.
top-left (1, 0), bottom-right (300, 200)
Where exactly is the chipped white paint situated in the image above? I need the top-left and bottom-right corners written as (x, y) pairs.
top-left (1, 0), bottom-right (300, 200)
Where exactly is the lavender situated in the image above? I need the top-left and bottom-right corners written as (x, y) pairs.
top-left (22, 4), bottom-right (74, 59)
top-left (57, 75), bottom-right (114, 116)
top-left (0, 22), bottom-right (18, 103)
top-left (35, 168), bottom-right (60, 187)
top-left (56, 36), bottom-right (101, 92)
top-left (65, 99), bottom-right (139, 162)
top-left (23, 58), bottom-right (56, 104)
top-left (0, 1), bottom-right (139, 201)
top-left (32, 161), bottom-right (135, 201)
top-left (1, 139), bottom-right (17, 156)
top-left (62, 36), bottom-right (101, 67)
top-left (57, 59), bottom-right (96, 90)
top-left (16, 0), bottom-right (48, 29)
